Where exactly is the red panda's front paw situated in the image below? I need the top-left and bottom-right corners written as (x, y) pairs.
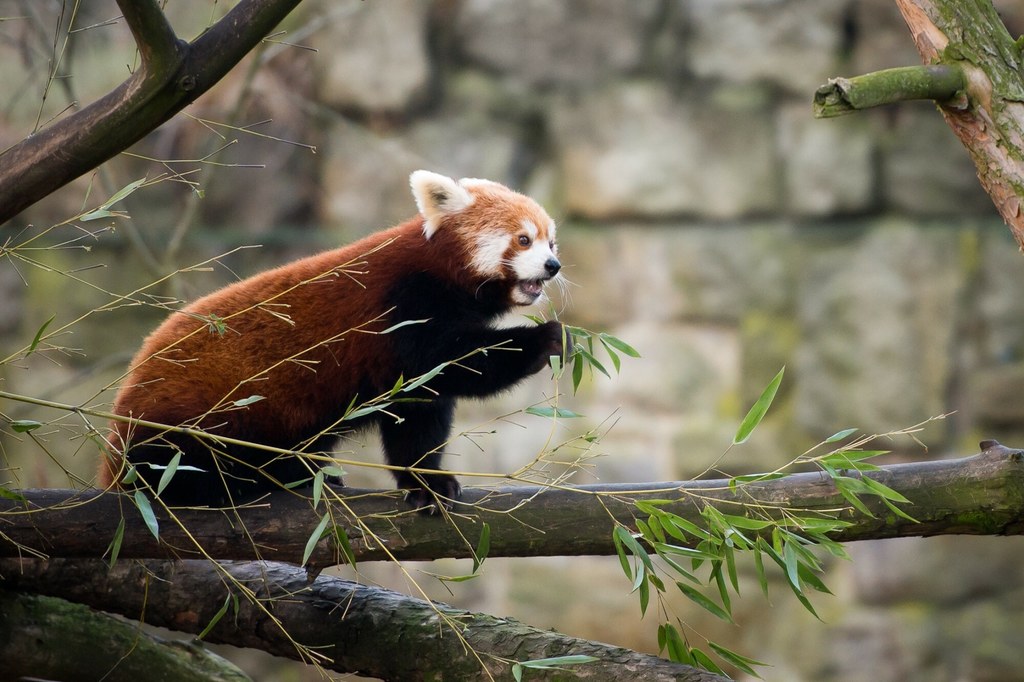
top-left (404, 473), bottom-right (462, 515)
top-left (529, 321), bottom-right (571, 375)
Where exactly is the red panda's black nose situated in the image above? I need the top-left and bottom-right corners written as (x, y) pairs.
top-left (544, 258), bottom-right (561, 277)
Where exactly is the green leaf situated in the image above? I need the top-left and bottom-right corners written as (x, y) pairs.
top-left (599, 333), bottom-right (641, 357)
top-left (612, 526), bottom-right (633, 581)
top-left (120, 466), bottom-right (139, 485)
top-left (231, 395), bottom-right (265, 407)
top-left (734, 366), bottom-right (784, 444)
top-left (9, 419), bottom-right (43, 433)
top-left (524, 405), bottom-right (583, 419)
top-left (729, 472), bottom-right (789, 488)
top-left (106, 516), bottom-right (126, 567)
top-left (303, 513), bottom-right (332, 566)
top-left (516, 655), bottom-right (600, 671)
top-left (860, 476), bottom-right (912, 504)
top-left (334, 525), bottom-right (357, 567)
top-left (134, 491), bottom-right (159, 540)
top-left (571, 351), bottom-right (585, 392)
top-left (402, 364), bottom-right (446, 392)
top-left (824, 427), bottom-right (858, 443)
top-left (196, 593), bottom-right (234, 641)
top-left (312, 470), bottom-right (324, 509)
top-left (676, 581), bottom-right (732, 623)
top-left (691, 647), bottom-right (727, 676)
top-left (156, 451), bottom-right (181, 496)
top-left (834, 477), bottom-right (876, 517)
top-left (638, 571), bottom-right (651, 615)
top-left (753, 545), bottom-right (770, 600)
top-left (472, 522), bottom-right (490, 574)
top-left (576, 347), bottom-right (610, 379)
top-left (708, 641), bottom-right (767, 678)
top-left (320, 464), bottom-right (346, 479)
top-left (27, 315), bottom-right (55, 356)
top-left (81, 177), bottom-right (146, 221)
top-left (0, 486), bottom-right (27, 502)
top-left (343, 401), bottom-right (393, 421)
top-left (662, 624), bottom-right (691, 664)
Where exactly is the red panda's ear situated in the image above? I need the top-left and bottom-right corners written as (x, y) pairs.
top-left (410, 170), bottom-right (474, 239)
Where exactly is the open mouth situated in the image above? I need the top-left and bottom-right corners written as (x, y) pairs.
top-left (517, 279), bottom-right (546, 300)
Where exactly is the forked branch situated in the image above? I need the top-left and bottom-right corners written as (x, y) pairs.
top-left (0, 0), bottom-right (303, 225)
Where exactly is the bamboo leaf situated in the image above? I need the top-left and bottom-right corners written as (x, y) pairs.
top-left (196, 593), bottom-right (234, 641)
top-left (402, 364), bottom-right (446, 392)
top-left (690, 648), bottom-right (727, 676)
top-left (525, 405), bottom-right (583, 419)
top-left (472, 522), bottom-right (490, 574)
top-left (105, 516), bottom-right (125, 568)
top-left (734, 366), bottom-right (784, 444)
top-left (598, 333), bottom-right (641, 357)
top-left (133, 491), bottom-right (159, 540)
top-left (231, 395), bottom-right (265, 407)
top-left (676, 581), bottom-right (732, 623)
top-left (302, 514), bottom-right (331, 566)
top-left (156, 451), bottom-right (181, 496)
top-left (26, 315), bottom-right (55, 356)
top-left (9, 419), bottom-right (43, 433)
top-left (824, 427), bottom-right (858, 443)
top-left (708, 641), bottom-right (767, 678)
top-left (334, 526), bottom-right (357, 568)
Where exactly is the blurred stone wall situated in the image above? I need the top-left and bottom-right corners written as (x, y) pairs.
top-left (4, 1), bottom-right (1024, 680)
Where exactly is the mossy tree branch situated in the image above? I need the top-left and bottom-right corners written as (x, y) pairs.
top-left (0, 0), bottom-right (302, 225)
top-left (820, 0), bottom-right (1024, 245)
top-left (814, 64), bottom-right (966, 117)
top-left (0, 559), bottom-right (726, 682)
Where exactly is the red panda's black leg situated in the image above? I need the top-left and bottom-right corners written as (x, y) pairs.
top-left (379, 398), bottom-right (461, 513)
top-left (423, 320), bottom-right (567, 398)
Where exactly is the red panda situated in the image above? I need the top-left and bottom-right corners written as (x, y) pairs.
top-left (98, 171), bottom-right (566, 510)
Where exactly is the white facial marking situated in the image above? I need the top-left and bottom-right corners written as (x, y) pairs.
top-left (521, 219), bottom-right (538, 240)
top-left (512, 238), bottom-right (557, 282)
top-left (471, 232), bottom-right (509, 276)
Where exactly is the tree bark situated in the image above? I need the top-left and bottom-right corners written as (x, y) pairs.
top-left (2, 441), bottom-right (1023, 566)
top-left (0, 589), bottom-right (252, 681)
top-left (0, 558), bottom-right (725, 682)
top-left (0, 0), bottom-right (303, 225)
top-left (891, 0), bottom-right (1024, 244)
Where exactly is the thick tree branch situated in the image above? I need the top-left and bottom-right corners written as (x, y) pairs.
top-left (0, 0), bottom-right (302, 225)
top-left (847, 0), bottom-right (1024, 244)
top-left (2, 441), bottom-right (1022, 566)
top-left (813, 64), bottom-right (966, 117)
top-left (0, 590), bottom-right (252, 682)
top-left (0, 559), bottom-right (725, 682)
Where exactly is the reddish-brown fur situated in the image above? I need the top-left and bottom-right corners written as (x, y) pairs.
top-left (99, 174), bottom-right (564, 508)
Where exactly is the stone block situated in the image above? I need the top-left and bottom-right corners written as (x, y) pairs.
top-left (679, 0), bottom-right (847, 94)
top-left (551, 81), bottom-right (779, 220)
top-left (778, 101), bottom-right (876, 216)
top-left (455, 0), bottom-right (659, 87)
top-left (879, 104), bottom-right (996, 216)
top-left (793, 222), bottom-right (963, 444)
top-left (312, 0), bottom-right (431, 114)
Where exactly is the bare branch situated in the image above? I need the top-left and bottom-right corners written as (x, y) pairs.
top-left (115, 0), bottom-right (181, 75)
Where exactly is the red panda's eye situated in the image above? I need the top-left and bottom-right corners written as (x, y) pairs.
top-left (518, 235), bottom-right (531, 247)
